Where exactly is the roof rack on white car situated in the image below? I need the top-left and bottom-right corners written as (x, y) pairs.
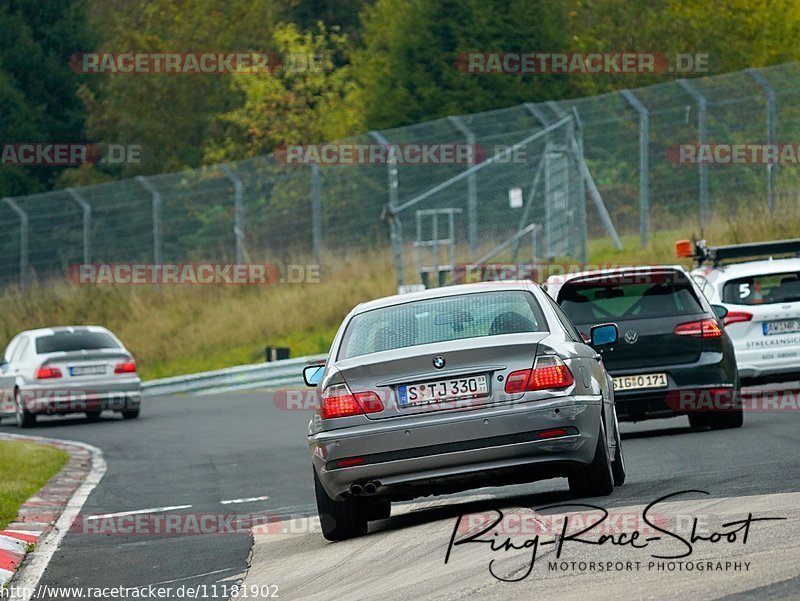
top-left (676, 238), bottom-right (800, 267)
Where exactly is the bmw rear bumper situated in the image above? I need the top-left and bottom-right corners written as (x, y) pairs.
top-left (18, 379), bottom-right (141, 414)
top-left (309, 396), bottom-right (602, 500)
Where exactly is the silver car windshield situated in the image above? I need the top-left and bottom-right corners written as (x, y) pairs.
top-left (339, 291), bottom-right (547, 360)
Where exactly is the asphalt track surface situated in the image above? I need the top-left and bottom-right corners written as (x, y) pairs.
top-left (2, 383), bottom-right (799, 600)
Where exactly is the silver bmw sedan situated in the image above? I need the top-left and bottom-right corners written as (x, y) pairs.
top-left (304, 281), bottom-right (624, 541)
top-left (0, 325), bottom-right (141, 427)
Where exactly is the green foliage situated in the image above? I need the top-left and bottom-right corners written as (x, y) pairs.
top-left (0, 0), bottom-right (94, 196)
top-left (351, 0), bottom-right (571, 129)
top-left (204, 22), bottom-right (361, 161)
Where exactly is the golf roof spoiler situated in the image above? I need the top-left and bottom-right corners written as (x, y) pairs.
top-left (676, 238), bottom-right (800, 267)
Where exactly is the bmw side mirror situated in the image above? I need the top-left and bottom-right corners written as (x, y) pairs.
top-left (711, 305), bottom-right (728, 320)
top-left (590, 323), bottom-right (619, 347)
top-left (303, 365), bottom-right (325, 387)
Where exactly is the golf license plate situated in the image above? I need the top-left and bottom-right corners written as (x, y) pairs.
top-left (398, 375), bottom-right (488, 406)
top-left (613, 372), bottom-right (667, 391)
top-left (763, 319), bottom-right (800, 336)
top-left (69, 364), bottom-right (107, 376)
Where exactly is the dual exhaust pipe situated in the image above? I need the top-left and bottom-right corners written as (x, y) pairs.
top-left (350, 481), bottom-right (380, 496)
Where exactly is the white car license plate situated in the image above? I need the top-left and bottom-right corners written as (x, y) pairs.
top-left (763, 319), bottom-right (800, 336)
top-left (70, 364), bottom-right (107, 376)
top-left (613, 373), bottom-right (668, 391)
top-left (398, 375), bottom-right (488, 406)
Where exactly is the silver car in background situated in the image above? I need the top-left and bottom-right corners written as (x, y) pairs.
top-left (303, 281), bottom-right (624, 541)
top-left (0, 326), bottom-right (141, 427)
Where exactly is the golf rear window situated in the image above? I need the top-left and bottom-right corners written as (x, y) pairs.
top-left (339, 290), bottom-right (546, 359)
top-left (36, 331), bottom-right (120, 353)
top-left (557, 273), bottom-right (703, 325)
top-left (722, 272), bottom-right (800, 305)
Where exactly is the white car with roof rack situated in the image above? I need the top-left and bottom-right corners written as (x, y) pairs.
top-left (682, 238), bottom-right (800, 382)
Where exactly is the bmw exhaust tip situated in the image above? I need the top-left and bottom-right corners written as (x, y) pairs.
top-left (363, 482), bottom-right (378, 495)
top-left (349, 483), bottom-right (364, 496)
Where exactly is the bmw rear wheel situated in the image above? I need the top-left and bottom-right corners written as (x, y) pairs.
top-left (569, 422), bottom-right (614, 497)
top-left (14, 389), bottom-right (36, 429)
top-left (611, 415), bottom-right (626, 486)
top-left (314, 468), bottom-right (368, 541)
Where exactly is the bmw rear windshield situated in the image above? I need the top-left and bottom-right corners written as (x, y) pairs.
top-left (557, 271), bottom-right (704, 325)
top-left (35, 331), bottom-right (120, 354)
top-left (338, 290), bottom-right (547, 360)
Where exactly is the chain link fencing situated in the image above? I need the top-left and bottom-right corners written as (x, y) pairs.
top-left (2, 62), bottom-right (800, 291)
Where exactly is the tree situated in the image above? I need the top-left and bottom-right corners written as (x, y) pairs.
top-left (74, 0), bottom-right (283, 178)
top-left (349, 0), bottom-right (572, 130)
top-left (0, 0), bottom-right (94, 196)
top-left (204, 22), bottom-right (360, 161)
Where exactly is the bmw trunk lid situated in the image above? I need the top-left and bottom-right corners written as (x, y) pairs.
top-left (334, 333), bottom-right (546, 419)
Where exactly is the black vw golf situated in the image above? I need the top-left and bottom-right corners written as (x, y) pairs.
top-left (546, 266), bottom-right (741, 429)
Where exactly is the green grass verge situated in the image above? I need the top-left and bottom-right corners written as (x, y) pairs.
top-left (0, 440), bottom-right (69, 530)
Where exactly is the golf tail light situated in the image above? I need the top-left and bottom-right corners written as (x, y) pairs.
top-left (674, 318), bottom-right (723, 338)
top-left (114, 361), bottom-right (137, 374)
top-left (36, 366), bottom-right (62, 379)
top-left (320, 384), bottom-right (384, 419)
top-left (504, 356), bottom-right (574, 394)
top-left (723, 311), bottom-right (753, 326)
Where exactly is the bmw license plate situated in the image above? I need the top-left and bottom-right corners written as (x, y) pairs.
top-left (763, 319), bottom-right (800, 336)
top-left (70, 364), bottom-right (107, 376)
top-left (613, 373), bottom-right (667, 391)
top-left (398, 375), bottom-right (488, 407)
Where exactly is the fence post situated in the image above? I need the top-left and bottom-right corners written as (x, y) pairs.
top-left (135, 176), bottom-right (162, 265)
top-left (747, 68), bottom-right (777, 214)
top-left (66, 188), bottom-right (92, 264)
top-left (447, 116), bottom-right (478, 255)
top-left (677, 79), bottom-right (709, 230)
top-left (524, 102), bottom-right (551, 128)
top-left (369, 131), bottom-right (404, 289)
top-left (571, 107), bottom-right (589, 263)
top-left (310, 162), bottom-right (322, 267)
top-left (621, 90), bottom-right (650, 248)
top-left (2, 198), bottom-right (29, 291)
top-left (219, 165), bottom-right (245, 264)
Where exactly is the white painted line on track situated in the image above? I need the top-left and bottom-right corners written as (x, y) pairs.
top-left (84, 505), bottom-right (193, 520)
top-left (2, 434), bottom-right (107, 601)
top-left (220, 496), bottom-right (270, 505)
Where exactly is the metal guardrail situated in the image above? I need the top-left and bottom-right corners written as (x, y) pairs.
top-left (142, 354), bottom-right (327, 396)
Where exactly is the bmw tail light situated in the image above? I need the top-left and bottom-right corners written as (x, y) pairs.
top-left (529, 355), bottom-right (575, 390)
top-left (723, 311), bottom-right (753, 326)
top-left (504, 356), bottom-right (574, 394)
top-left (36, 366), bottom-right (63, 379)
top-left (674, 319), bottom-right (723, 338)
top-left (320, 384), bottom-right (384, 419)
top-left (504, 370), bottom-right (531, 394)
top-left (114, 361), bottom-right (137, 374)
